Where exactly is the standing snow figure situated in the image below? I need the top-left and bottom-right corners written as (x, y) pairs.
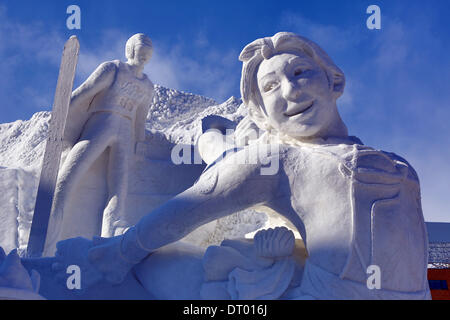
top-left (43, 33), bottom-right (155, 256)
top-left (54, 32), bottom-right (430, 300)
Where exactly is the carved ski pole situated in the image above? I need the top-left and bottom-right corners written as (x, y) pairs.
top-left (27, 36), bottom-right (80, 257)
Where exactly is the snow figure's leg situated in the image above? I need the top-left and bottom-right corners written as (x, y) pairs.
top-left (101, 138), bottom-right (130, 237)
top-left (44, 133), bottom-right (113, 256)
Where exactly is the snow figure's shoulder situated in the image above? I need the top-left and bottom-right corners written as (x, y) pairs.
top-left (93, 60), bottom-right (120, 74)
top-left (107, 59), bottom-right (121, 68)
top-left (342, 144), bottom-right (420, 185)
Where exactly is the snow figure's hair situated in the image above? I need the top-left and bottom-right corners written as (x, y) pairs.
top-left (126, 33), bottom-right (153, 60)
top-left (239, 32), bottom-right (345, 131)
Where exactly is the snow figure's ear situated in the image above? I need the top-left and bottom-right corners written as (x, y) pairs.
top-left (329, 70), bottom-right (345, 99)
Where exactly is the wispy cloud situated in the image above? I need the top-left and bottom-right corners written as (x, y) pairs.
top-left (0, 5), bottom-right (65, 121)
top-left (148, 38), bottom-right (240, 101)
top-left (280, 12), bottom-right (365, 53)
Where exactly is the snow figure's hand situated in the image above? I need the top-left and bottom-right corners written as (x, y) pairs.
top-left (52, 237), bottom-right (103, 290)
top-left (234, 115), bottom-right (261, 147)
top-left (87, 227), bottom-right (151, 285)
top-left (86, 235), bottom-right (135, 284)
top-left (254, 227), bottom-right (295, 258)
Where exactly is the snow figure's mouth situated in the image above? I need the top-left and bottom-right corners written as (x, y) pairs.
top-left (283, 100), bottom-right (315, 117)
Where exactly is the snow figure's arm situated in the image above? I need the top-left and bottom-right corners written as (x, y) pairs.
top-left (69, 61), bottom-right (117, 112)
top-left (138, 165), bottom-right (278, 249)
top-left (87, 147), bottom-right (281, 284)
top-left (133, 84), bottom-right (154, 145)
top-left (134, 105), bottom-right (148, 144)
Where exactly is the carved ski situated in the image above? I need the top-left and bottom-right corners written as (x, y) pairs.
top-left (27, 36), bottom-right (80, 257)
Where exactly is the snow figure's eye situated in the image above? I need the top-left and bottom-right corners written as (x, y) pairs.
top-left (263, 81), bottom-right (278, 93)
top-left (294, 68), bottom-right (303, 77)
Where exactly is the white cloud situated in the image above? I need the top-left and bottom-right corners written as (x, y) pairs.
top-left (147, 39), bottom-right (240, 102)
top-left (279, 12), bottom-right (364, 54)
top-left (0, 5), bottom-right (66, 118)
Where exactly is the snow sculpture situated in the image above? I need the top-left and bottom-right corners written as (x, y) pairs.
top-left (31, 32), bottom-right (430, 300)
top-left (43, 34), bottom-right (155, 256)
top-left (0, 248), bottom-right (44, 300)
top-left (197, 115), bottom-right (237, 165)
top-left (200, 227), bottom-right (304, 300)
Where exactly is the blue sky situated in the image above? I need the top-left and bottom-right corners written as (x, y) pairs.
top-left (0, 0), bottom-right (449, 222)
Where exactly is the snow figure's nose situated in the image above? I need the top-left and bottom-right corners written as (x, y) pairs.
top-left (281, 78), bottom-right (301, 101)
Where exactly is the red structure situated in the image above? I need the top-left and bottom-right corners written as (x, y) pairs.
top-left (428, 269), bottom-right (450, 300)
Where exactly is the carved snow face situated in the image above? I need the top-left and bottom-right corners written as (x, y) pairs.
top-left (256, 52), bottom-right (337, 139)
top-left (131, 44), bottom-right (153, 66)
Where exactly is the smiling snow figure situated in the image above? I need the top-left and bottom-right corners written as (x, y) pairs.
top-left (50, 32), bottom-right (431, 300)
top-left (240, 32), bottom-right (347, 142)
